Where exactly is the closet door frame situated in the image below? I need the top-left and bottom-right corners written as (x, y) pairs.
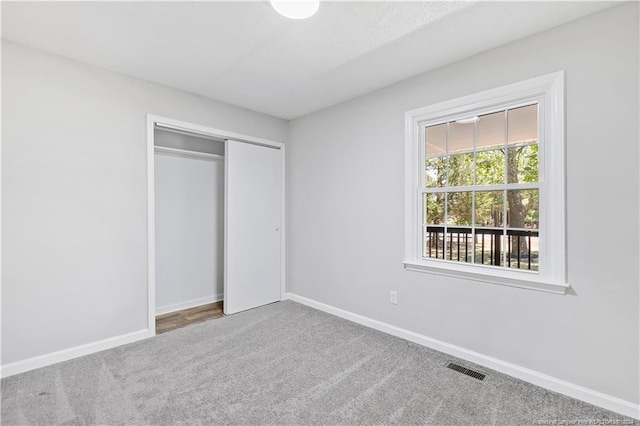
top-left (146, 114), bottom-right (286, 335)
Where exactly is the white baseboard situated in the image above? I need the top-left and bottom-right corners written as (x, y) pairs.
top-left (285, 292), bottom-right (640, 420)
top-left (1, 328), bottom-right (153, 378)
top-left (155, 294), bottom-right (222, 316)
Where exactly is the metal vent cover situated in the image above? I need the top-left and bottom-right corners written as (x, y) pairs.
top-left (446, 362), bottom-right (486, 381)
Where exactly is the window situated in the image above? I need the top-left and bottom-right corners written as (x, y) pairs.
top-left (404, 72), bottom-right (567, 294)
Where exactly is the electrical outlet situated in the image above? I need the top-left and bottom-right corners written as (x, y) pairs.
top-left (390, 291), bottom-right (398, 305)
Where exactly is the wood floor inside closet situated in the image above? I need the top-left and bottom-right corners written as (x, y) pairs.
top-left (156, 302), bottom-right (224, 334)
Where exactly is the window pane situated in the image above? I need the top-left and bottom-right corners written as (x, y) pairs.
top-left (425, 123), bottom-right (447, 188)
top-left (474, 229), bottom-right (503, 266)
top-left (475, 191), bottom-right (504, 227)
top-left (508, 104), bottom-right (538, 145)
top-left (425, 156), bottom-right (446, 188)
top-left (423, 226), bottom-right (444, 259)
top-left (506, 233), bottom-right (539, 271)
top-left (477, 110), bottom-right (505, 150)
top-left (425, 123), bottom-right (446, 157)
top-left (446, 192), bottom-right (472, 226)
top-left (506, 189), bottom-right (539, 229)
top-left (445, 228), bottom-right (473, 262)
top-left (476, 149), bottom-right (505, 185)
top-left (448, 153), bottom-right (474, 186)
top-left (507, 105), bottom-right (538, 184)
top-left (449, 121), bottom-right (474, 155)
top-left (507, 144), bottom-right (538, 184)
top-left (423, 193), bottom-right (445, 224)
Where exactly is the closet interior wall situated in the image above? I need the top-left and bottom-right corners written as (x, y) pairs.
top-left (154, 129), bottom-right (225, 316)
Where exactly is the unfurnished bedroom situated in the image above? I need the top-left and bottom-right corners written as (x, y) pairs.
top-left (1, 1), bottom-right (638, 424)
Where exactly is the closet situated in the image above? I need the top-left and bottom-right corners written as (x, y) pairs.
top-left (154, 129), bottom-right (225, 316)
top-left (150, 119), bottom-right (283, 326)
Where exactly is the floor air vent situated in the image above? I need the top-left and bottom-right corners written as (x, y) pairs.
top-left (447, 362), bottom-right (486, 381)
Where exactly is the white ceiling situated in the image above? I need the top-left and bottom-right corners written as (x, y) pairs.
top-left (2, 1), bottom-right (616, 120)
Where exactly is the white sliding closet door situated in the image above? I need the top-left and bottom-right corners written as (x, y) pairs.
top-left (225, 140), bottom-right (282, 315)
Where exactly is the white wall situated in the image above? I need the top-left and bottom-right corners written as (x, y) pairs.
top-left (287, 3), bottom-right (639, 406)
top-left (1, 40), bottom-right (287, 365)
top-left (154, 143), bottom-right (224, 314)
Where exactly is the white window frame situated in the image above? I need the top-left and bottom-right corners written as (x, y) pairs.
top-left (404, 72), bottom-right (567, 294)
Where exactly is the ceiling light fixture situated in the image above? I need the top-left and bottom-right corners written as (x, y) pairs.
top-left (270, 0), bottom-right (319, 20)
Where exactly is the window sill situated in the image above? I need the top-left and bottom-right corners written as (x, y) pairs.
top-left (402, 261), bottom-right (568, 295)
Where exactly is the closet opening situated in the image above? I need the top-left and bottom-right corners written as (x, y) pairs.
top-left (147, 115), bottom-right (286, 337)
top-left (153, 126), bottom-right (226, 334)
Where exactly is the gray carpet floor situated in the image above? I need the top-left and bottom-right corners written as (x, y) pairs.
top-left (1, 300), bottom-right (636, 425)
